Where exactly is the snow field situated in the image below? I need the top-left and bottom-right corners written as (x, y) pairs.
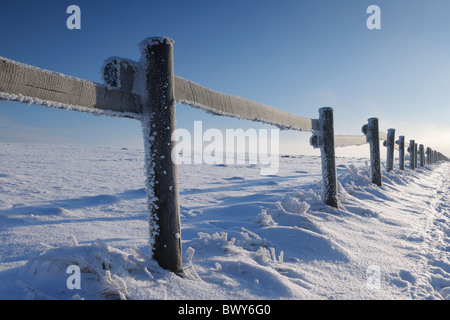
top-left (0, 142), bottom-right (449, 300)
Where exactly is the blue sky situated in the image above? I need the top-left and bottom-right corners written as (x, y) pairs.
top-left (1, 0), bottom-right (450, 158)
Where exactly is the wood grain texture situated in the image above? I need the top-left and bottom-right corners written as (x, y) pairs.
top-left (174, 76), bottom-right (319, 132)
top-left (0, 56), bottom-right (141, 115)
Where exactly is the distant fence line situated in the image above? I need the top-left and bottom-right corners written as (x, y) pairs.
top-left (0, 36), bottom-right (448, 274)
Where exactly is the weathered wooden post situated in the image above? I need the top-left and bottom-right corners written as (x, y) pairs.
top-left (396, 135), bottom-right (405, 170)
top-left (419, 144), bottom-right (425, 167)
top-left (414, 143), bottom-right (418, 168)
top-left (310, 107), bottom-right (338, 208)
top-left (409, 140), bottom-right (416, 169)
top-left (386, 128), bottom-right (395, 172)
top-left (362, 118), bottom-right (382, 186)
top-left (140, 37), bottom-right (182, 274)
top-left (428, 147), bottom-right (433, 164)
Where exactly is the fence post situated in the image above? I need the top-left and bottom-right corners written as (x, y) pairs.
top-left (362, 118), bottom-right (382, 186)
top-left (414, 143), bottom-right (418, 168)
top-left (419, 144), bottom-right (424, 167)
top-left (317, 107), bottom-right (338, 208)
top-left (386, 128), bottom-right (395, 172)
top-left (409, 140), bottom-right (416, 169)
top-left (396, 135), bottom-right (405, 170)
top-left (140, 37), bottom-right (182, 274)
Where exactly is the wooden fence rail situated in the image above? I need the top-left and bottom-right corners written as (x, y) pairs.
top-left (0, 56), bottom-right (141, 115)
top-left (0, 36), bottom-right (448, 273)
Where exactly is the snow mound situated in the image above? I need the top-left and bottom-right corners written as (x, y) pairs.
top-left (18, 237), bottom-right (155, 300)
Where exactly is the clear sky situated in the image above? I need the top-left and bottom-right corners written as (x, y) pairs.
top-left (1, 0), bottom-right (450, 158)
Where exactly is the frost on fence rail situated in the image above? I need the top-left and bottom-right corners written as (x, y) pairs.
top-left (334, 132), bottom-right (400, 150)
top-left (174, 76), bottom-right (319, 132)
top-left (0, 56), bottom-right (142, 118)
top-left (0, 54), bottom-right (320, 134)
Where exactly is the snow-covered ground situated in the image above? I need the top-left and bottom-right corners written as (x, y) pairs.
top-left (0, 142), bottom-right (450, 300)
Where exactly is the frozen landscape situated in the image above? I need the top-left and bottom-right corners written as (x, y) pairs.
top-left (0, 142), bottom-right (450, 300)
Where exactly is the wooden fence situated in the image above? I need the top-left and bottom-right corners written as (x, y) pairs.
top-left (0, 36), bottom-right (448, 274)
